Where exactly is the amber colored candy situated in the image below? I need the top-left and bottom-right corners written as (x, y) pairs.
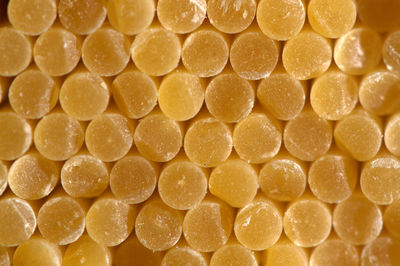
top-left (82, 28), bottom-right (130, 77)
top-left (13, 237), bottom-right (62, 266)
top-left (257, 71), bottom-right (306, 120)
top-left (233, 112), bottom-right (281, 164)
top-left (234, 197), bottom-right (282, 250)
top-left (0, 27), bottom-right (32, 77)
top-left (7, 0), bottom-right (56, 35)
top-left (207, 0), bottom-right (256, 34)
top-left (0, 161), bottom-right (7, 196)
top-left (8, 153), bottom-right (59, 200)
top-left (135, 199), bottom-right (183, 251)
top-left (310, 70), bottom-right (358, 120)
top-left (0, 196), bottom-right (36, 247)
top-left (0, 247), bottom-right (10, 266)
top-left (334, 109), bottom-right (382, 161)
top-left (9, 69), bottom-right (59, 119)
top-left (385, 113), bottom-right (400, 156)
top-left (357, 0), bottom-right (400, 32)
top-left (256, 0), bottom-right (305, 41)
top-left (262, 237), bottom-right (308, 266)
top-left (0, 111), bottom-right (32, 161)
top-left (210, 243), bottom-right (258, 266)
top-left (0, 77), bottom-right (7, 104)
top-left (282, 29), bottom-right (332, 80)
top-left (112, 71), bottom-right (157, 119)
top-left (38, 194), bottom-right (86, 245)
top-left (158, 71), bottom-right (204, 121)
top-left (161, 242), bottom-right (208, 266)
top-left (383, 30), bottom-right (400, 75)
top-left (183, 197), bottom-right (234, 252)
top-left (157, 0), bottom-right (206, 34)
top-left (209, 159), bottom-right (258, 208)
top-left (361, 235), bottom-right (400, 266)
top-left (58, 0), bottom-right (107, 35)
top-left (63, 234), bottom-right (112, 266)
top-left (86, 113), bottom-right (135, 162)
top-left (333, 193), bottom-right (383, 245)
top-left (182, 28), bottom-right (229, 77)
top-left (384, 200), bottom-right (400, 239)
top-left (205, 73), bottom-right (255, 123)
top-left (158, 158), bottom-right (208, 210)
top-left (110, 155), bottom-right (158, 204)
top-left (86, 196), bottom-right (136, 247)
top-left (134, 112), bottom-right (183, 162)
top-left (334, 27), bottom-right (382, 75)
top-left (283, 197), bottom-right (332, 247)
top-left (131, 27), bottom-right (181, 76)
top-left (283, 109), bottom-right (332, 161)
top-left (310, 238), bottom-right (359, 266)
top-left (34, 112), bottom-right (84, 161)
top-left (60, 71), bottom-right (110, 121)
top-left (107, 0), bottom-right (155, 35)
top-left (61, 154), bottom-right (109, 198)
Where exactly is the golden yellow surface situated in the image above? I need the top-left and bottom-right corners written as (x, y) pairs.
top-left (161, 245), bottom-right (207, 266)
top-left (210, 243), bottom-right (258, 266)
top-left (13, 237), bottom-right (62, 266)
top-left (361, 235), bottom-right (400, 266)
top-left (262, 237), bottom-right (308, 266)
top-left (385, 112), bottom-right (400, 156)
top-left (309, 238), bottom-right (359, 266)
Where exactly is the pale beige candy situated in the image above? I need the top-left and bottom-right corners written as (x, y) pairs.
top-left (63, 234), bottom-right (112, 266)
top-left (183, 197), bottom-right (234, 252)
top-left (209, 159), bottom-right (258, 208)
top-left (112, 71), bottom-right (157, 119)
top-left (58, 0), bottom-right (107, 35)
top-left (0, 111), bottom-right (32, 161)
top-left (158, 71), bottom-right (204, 121)
top-left (257, 72), bottom-right (306, 120)
top-left (259, 155), bottom-right (307, 202)
top-left (333, 193), bottom-right (382, 245)
top-left (256, 0), bottom-right (305, 41)
top-left (283, 198), bottom-right (331, 247)
top-left (309, 153), bottom-right (358, 203)
top-left (157, 0), bottom-right (206, 34)
top-left (357, 0), bottom-right (400, 32)
top-left (162, 248), bottom-right (207, 266)
top-left (159, 159), bottom-right (207, 210)
top-left (0, 161), bottom-right (6, 196)
top-left (13, 237), bottom-right (62, 266)
top-left (8, 0), bottom-right (56, 35)
top-left (334, 109), bottom-right (382, 161)
top-left (34, 112), bottom-right (84, 161)
top-left (262, 237), bottom-right (308, 266)
top-left (131, 27), bottom-right (181, 76)
top-left (334, 27), bottom-right (382, 75)
top-left (361, 155), bottom-right (400, 205)
top-left (205, 73), bottom-right (254, 123)
top-left (134, 113), bottom-right (182, 162)
top-left (86, 197), bottom-right (136, 247)
top-left (207, 0), bottom-right (256, 34)
top-left (283, 30), bottom-right (332, 80)
top-left (283, 109), bottom-right (332, 161)
top-left (135, 200), bottom-right (182, 251)
top-left (210, 243), bottom-right (258, 266)
top-left (110, 155), bottom-right (157, 204)
top-left (0, 27), bottom-right (31, 76)
top-left (9, 70), bottom-right (59, 119)
top-left (383, 30), bottom-right (400, 75)
top-left (61, 154), bottom-right (109, 198)
top-left (82, 28), bottom-right (130, 76)
top-left (311, 70), bottom-right (358, 120)
top-left (308, 0), bottom-right (356, 38)
top-left (385, 113), bottom-right (400, 156)
top-left (8, 153), bottom-right (59, 200)
top-left (115, 236), bottom-right (163, 266)
top-left (230, 30), bottom-right (279, 80)
top-left (0, 247), bottom-right (10, 266)
top-left (233, 113), bottom-right (281, 164)
top-left (60, 71), bottom-right (109, 121)
top-left (86, 113), bottom-right (135, 162)
top-left (182, 29), bottom-right (229, 77)
top-left (310, 239), bottom-right (359, 266)
top-left (33, 28), bottom-right (81, 76)
top-left (234, 198), bottom-right (282, 250)
top-left (359, 71), bottom-right (400, 115)
top-left (107, 0), bottom-right (155, 35)
top-left (38, 195), bottom-right (85, 245)
top-left (0, 197), bottom-right (36, 247)
top-left (184, 117), bottom-right (232, 167)
top-left (384, 200), bottom-right (400, 238)
top-left (361, 235), bottom-right (400, 266)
